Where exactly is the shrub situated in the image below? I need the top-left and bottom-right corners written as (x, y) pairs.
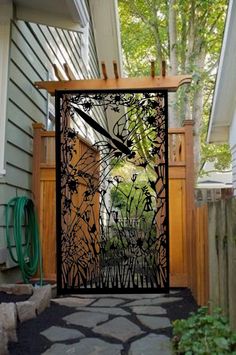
top-left (172, 306), bottom-right (236, 354)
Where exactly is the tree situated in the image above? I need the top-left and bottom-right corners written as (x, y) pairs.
top-left (118, 0), bottom-right (230, 175)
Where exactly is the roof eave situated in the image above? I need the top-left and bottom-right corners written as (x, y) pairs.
top-left (88, 0), bottom-right (123, 79)
top-left (207, 0), bottom-right (236, 143)
top-left (13, 0), bottom-right (87, 31)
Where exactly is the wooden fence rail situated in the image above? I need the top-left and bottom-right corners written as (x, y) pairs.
top-left (32, 121), bottom-right (197, 292)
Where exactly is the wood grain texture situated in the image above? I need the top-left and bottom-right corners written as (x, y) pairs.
top-left (40, 167), bottom-right (56, 280)
top-left (191, 205), bottom-right (209, 306)
top-left (183, 120), bottom-right (195, 289)
top-left (33, 124), bottom-right (197, 289)
top-left (169, 179), bottom-right (187, 287)
top-left (35, 75), bottom-right (192, 95)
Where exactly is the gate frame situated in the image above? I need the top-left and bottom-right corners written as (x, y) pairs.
top-left (55, 89), bottom-right (170, 294)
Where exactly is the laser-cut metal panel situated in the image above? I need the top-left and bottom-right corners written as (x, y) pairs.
top-left (55, 90), bottom-right (169, 293)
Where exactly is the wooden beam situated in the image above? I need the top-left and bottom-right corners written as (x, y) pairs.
top-left (113, 60), bottom-right (119, 79)
top-left (151, 60), bottom-right (155, 78)
top-left (184, 119), bottom-right (195, 288)
top-left (162, 60), bottom-right (166, 77)
top-left (101, 61), bottom-right (108, 80)
top-left (35, 75), bottom-right (192, 95)
top-left (63, 63), bottom-right (76, 80)
top-left (53, 64), bottom-right (67, 81)
top-left (32, 123), bottom-right (44, 216)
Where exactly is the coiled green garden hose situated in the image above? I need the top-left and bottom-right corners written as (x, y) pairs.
top-left (5, 196), bottom-right (43, 285)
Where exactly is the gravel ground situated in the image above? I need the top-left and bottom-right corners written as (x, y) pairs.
top-left (0, 291), bottom-right (30, 303)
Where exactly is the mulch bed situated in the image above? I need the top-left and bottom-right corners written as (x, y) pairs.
top-left (0, 292), bottom-right (30, 303)
top-left (8, 287), bottom-right (198, 355)
top-left (9, 303), bottom-right (75, 355)
top-left (165, 288), bottom-right (198, 321)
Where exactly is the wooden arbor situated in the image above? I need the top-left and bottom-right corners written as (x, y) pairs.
top-left (35, 61), bottom-right (191, 94)
top-left (34, 62), bottom-right (193, 290)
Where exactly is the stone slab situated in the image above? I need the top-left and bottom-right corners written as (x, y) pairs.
top-left (0, 303), bottom-right (17, 342)
top-left (93, 316), bottom-right (143, 342)
top-left (115, 294), bottom-right (163, 299)
top-left (51, 297), bottom-right (95, 307)
top-left (131, 306), bottom-right (167, 315)
top-left (41, 326), bottom-right (84, 342)
top-left (124, 297), bottom-right (182, 307)
top-left (42, 338), bottom-right (123, 355)
top-left (76, 306), bottom-right (130, 316)
top-left (129, 334), bottom-right (172, 355)
top-left (63, 311), bottom-right (109, 328)
top-left (170, 290), bottom-right (181, 295)
top-left (137, 315), bottom-right (171, 329)
top-left (29, 285), bottom-right (52, 314)
top-left (91, 298), bottom-right (124, 307)
top-left (0, 323), bottom-right (8, 355)
top-left (0, 284), bottom-right (33, 295)
top-left (16, 301), bottom-right (36, 323)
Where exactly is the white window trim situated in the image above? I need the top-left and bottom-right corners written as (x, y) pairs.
top-left (0, 3), bottom-right (12, 176)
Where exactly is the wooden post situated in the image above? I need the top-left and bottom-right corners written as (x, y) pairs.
top-left (208, 202), bottom-right (220, 310)
top-left (204, 204), bottom-right (209, 306)
top-left (183, 120), bottom-right (194, 289)
top-left (162, 60), bottom-right (166, 77)
top-left (217, 200), bottom-right (228, 315)
top-left (195, 204), bottom-right (209, 306)
top-left (191, 207), bottom-right (197, 299)
top-left (53, 64), bottom-right (66, 81)
top-left (150, 60), bottom-right (155, 78)
top-left (64, 63), bottom-right (77, 80)
top-left (101, 61), bottom-right (108, 80)
top-left (201, 205), bottom-right (209, 306)
top-left (113, 60), bottom-right (119, 79)
top-left (227, 198), bottom-right (236, 330)
top-left (32, 123), bottom-right (44, 215)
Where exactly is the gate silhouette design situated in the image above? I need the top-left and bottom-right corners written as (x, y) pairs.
top-left (55, 90), bottom-right (169, 293)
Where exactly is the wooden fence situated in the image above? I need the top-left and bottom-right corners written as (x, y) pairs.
top-left (168, 121), bottom-right (195, 288)
top-left (32, 124), bottom-right (56, 280)
top-left (190, 204), bottom-right (209, 306)
top-left (208, 198), bottom-right (236, 329)
top-left (33, 120), bottom-right (202, 294)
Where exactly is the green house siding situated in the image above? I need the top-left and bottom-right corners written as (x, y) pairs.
top-left (0, 2), bottom-right (101, 279)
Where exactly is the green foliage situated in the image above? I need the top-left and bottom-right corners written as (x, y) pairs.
top-left (104, 234), bottom-right (128, 254)
top-left (119, 0), bottom-right (168, 76)
top-left (110, 182), bottom-right (131, 211)
top-left (119, 0), bottom-right (227, 76)
top-left (118, 0), bottom-right (230, 174)
top-left (200, 142), bottom-right (231, 175)
top-left (200, 107), bottom-right (231, 174)
top-left (172, 307), bottom-right (236, 354)
top-left (110, 180), bottom-right (154, 221)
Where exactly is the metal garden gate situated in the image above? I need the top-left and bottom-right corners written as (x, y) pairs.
top-left (55, 89), bottom-right (169, 293)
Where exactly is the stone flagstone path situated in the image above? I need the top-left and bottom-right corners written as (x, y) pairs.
top-left (37, 292), bottom-right (183, 355)
top-left (8, 288), bottom-right (199, 354)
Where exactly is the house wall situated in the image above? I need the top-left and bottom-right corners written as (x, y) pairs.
top-left (0, 3), bottom-right (102, 281)
top-left (229, 108), bottom-right (236, 195)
